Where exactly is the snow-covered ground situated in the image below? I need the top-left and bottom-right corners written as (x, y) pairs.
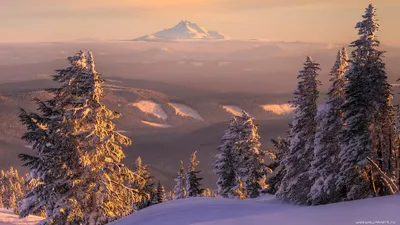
top-left (0, 209), bottom-right (42, 225)
top-left (261, 104), bottom-right (294, 115)
top-left (221, 105), bottom-right (245, 117)
top-left (109, 195), bottom-right (400, 225)
top-left (168, 103), bottom-right (204, 121)
top-left (3, 195), bottom-right (399, 225)
top-left (130, 101), bottom-right (168, 120)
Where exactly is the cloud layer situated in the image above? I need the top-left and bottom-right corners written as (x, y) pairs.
top-left (0, 0), bottom-right (399, 43)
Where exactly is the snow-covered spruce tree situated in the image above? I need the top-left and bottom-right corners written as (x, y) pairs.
top-left (173, 160), bottom-right (186, 200)
top-left (131, 157), bottom-right (154, 210)
top-left (308, 48), bottom-right (348, 205)
top-left (62, 52), bottom-right (138, 224)
top-left (215, 112), bottom-right (270, 199)
top-left (153, 181), bottom-right (167, 204)
top-left (19, 51), bottom-right (139, 225)
top-left (186, 151), bottom-right (204, 197)
top-left (214, 117), bottom-right (239, 198)
top-left (19, 51), bottom-right (88, 225)
top-left (235, 112), bottom-right (269, 198)
top-left (337, 4), bottom-right (395, 201)
top-left (266, 135), bottom-right (290, 194)
top-left (361, 6), bottom-right (396, 192)
top-left (276, 56), bottom-right (321, 205)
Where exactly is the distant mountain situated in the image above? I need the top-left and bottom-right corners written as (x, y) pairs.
top-left (133, 20), bottom-right (228, 41)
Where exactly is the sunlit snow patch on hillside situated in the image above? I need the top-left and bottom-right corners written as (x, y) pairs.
top-left (222, 105), bottom-right (245, 117)
top-left (168, 103), bottom-right (204, 121)
top-left (0, 208), bottom-right (43, 225)
top-left (190, 62), bottom-right (204, 67)
top-left (261, 104), bottom-right (294, 115)
top-left (130, 101), bottom-right (168, 120)
top-left (141, 120), bottom-right (173, 128)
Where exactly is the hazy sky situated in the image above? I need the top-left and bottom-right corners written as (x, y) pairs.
top-left (1, 0), bottom-right (399, 44)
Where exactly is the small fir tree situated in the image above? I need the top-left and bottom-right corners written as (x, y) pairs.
top-left (131, 157), bottom-right (154, 210)
top-left (173, 161), bottom-right (186, 200)
top-left (186, 151), bottom-right (204, 197)
top-left (154, 181), bottom-right (167, 204)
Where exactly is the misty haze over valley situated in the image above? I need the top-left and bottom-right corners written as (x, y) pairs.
top-left (0, 39), bottom-right (399, 189)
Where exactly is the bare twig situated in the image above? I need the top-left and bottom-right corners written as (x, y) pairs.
top-left (367, 157), bottom-right (399, 194)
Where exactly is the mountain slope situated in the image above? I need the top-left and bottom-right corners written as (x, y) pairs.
top-left (109, 195), bottom-right (400, 225)
top-left (0, 78), bottom-right (293, 188)
top-left (134, 20), bottom-right (228, 41)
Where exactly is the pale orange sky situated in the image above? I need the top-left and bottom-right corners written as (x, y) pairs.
top-left (1, 0), bottom-right (399, 44)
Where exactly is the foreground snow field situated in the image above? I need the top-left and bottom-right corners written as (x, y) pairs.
top-left (2, 195), bottom-right (399, 225)
top-left (0, 209), bottom-right (42, 225)
top-left (109, 195), bottom-right (400, 225)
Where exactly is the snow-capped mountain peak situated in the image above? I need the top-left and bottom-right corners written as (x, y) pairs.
top-left (134, 20), bottom-right (228, 41)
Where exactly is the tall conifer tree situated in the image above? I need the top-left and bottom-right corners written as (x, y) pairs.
top-left (19, 51), bottom-right (139, 225)
top-left (338, 4), bottom-right (395, 200)
top-left (308, 48), bottom-right (348, 205)
top-left (214, 117), bottom-right (240, 198)
top-left (276, 56), bottom-right (321, 205)
top-left (236, 112), bottom-right (268, 198)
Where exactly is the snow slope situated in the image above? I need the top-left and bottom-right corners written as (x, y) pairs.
top-left (221, 105), bottom-right (245, 117)
top-left (168, 103), bottom-right (204, 121)
top-left (141, 120), bottom-right (173, 128)
top-left (130, 101), bottom-right (168, 120)
top-left (109, 195), bottom-right (400, 225)
top-left (261, 104), bottom-right (294, 115)
top-left (134, 20), bottom-right (228, 41)
top-left (0, 209), bottom-right (42, 225)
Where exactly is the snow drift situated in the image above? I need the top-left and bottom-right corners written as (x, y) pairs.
top-left (109, 195), bottom-right (400, 225)
top-left (0, 208), bottom-right (42, 225)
